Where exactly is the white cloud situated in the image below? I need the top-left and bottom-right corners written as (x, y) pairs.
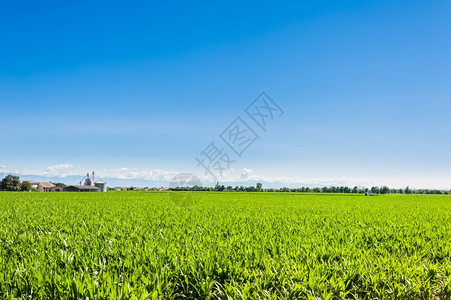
top-left (240, 168), bottom-right (254, 178)
top-left (100, 167), bottom-right (179, 182)
top-left (196, 168), bottom-right (451, 189)
top-left (194, 168), bottom-right (374, 187)
top-left (42, 164), bottom-right (76, 177)
top-left (0, 163), bottom-right (78, 178)
top-left (0, 164), bottom-right (180, 182)
top-left (0, 164), bottom-right (33, 176)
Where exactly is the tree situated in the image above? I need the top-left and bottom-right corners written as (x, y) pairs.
top-left (371, 186), bottom-right (380, 194)
top-left (405, 186), bottom-right (412, 194)
top-left (1, 175), bottom-right (21, 191)
top-left (256, 182), bottom-right (263, 191)
top-left (20, 181), bottom-right (33, 191)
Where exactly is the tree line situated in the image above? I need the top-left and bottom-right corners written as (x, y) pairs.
top-left (171, 182), bottom-right (451, 195)
top-left (1, 174), bottom-right (449, 195)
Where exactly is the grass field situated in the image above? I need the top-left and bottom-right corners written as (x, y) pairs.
top-left (0, 192), bottom-right (450, 299)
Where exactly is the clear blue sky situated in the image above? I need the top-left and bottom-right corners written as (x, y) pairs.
top-left (1, 0), bottom-right (450, 188)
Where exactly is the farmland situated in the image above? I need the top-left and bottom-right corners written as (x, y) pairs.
top-left (0, 192), bottom-right (450, 299)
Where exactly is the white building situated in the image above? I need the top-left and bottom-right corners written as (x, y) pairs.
top-left (95, 180), bottom-right (107, 192)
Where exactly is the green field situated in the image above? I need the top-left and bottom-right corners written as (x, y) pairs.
top-left (1, 192), bottom-right (450, 299)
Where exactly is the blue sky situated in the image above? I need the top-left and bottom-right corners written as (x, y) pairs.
top-left (1, 0), bottom-right (450, 188)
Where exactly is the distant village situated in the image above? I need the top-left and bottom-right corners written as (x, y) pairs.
top-left (16, 172), bottom-right (166, 192)
top-left (25, 172), bottom-right (107, 192)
